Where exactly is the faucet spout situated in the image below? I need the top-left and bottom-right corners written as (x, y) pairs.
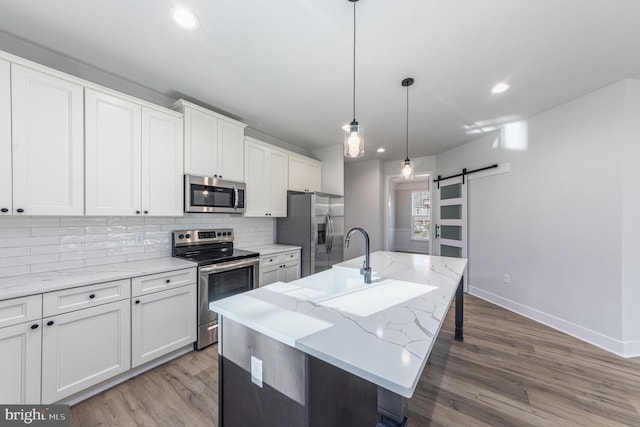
top-left (344, 227), bottom-right (372, 284)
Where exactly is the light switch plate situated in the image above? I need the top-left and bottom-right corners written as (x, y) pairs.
top-left (251, 356), bottom-right (263, 388)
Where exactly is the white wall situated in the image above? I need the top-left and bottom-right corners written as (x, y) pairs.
top-left (436, 80), bottom-right (639, 356)
top-left (0, 215), bottom-right (274, 278)
top-left (344, 159), bottom-right (384, 260)
top-left (621, 79), bottom-right (640, 353)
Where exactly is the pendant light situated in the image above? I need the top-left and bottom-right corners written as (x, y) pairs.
top-left (343, 0), bottom-right (364, 158)
top-left (401, 77), bottom-right (415, 180)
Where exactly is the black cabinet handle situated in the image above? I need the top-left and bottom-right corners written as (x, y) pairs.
top-left (16, 208), bottom-right (24, 213)
top-left (136, 210), bottom-right (141, 214)
top-left (135, 300), bottom-right (140, 304)
top-left (165, 279), bottom-right (171, 283)
top-left (47, 320), bottom-right (54, 326)
top-left (1, 208), bottom-right (8, 213)
top-left (435, 224), bottom-right (440, 239)
top-left (144, 211), bottom-right (148, 214)
top-left (31, 324), bottom-right (39, 330)
top-left (89, 294), bottom-right (96, 299)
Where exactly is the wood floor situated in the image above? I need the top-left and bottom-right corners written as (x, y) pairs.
top-left (69, 295), bottom-right (640, 426)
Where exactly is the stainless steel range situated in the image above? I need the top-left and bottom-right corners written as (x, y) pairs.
top-left (172, 228), bottom-right (259, 349)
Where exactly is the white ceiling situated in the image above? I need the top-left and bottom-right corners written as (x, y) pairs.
top-left (1, 0), bottom-right (640, 162)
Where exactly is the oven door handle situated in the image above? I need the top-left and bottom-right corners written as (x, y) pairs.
top-left (200, 258), bottom-right (258, 274)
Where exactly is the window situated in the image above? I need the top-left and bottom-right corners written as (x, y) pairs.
top-left (411, 191), bottom-right (430, 240)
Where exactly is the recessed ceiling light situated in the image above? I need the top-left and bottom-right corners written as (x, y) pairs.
top-left (491, 82), bottom-right (510, 94)
top-left (377, 148), bottom-right (385, 153)
top-left (170, 7), bottom-right (200, 31)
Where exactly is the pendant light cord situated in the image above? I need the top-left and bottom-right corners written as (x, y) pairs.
top-left (405, 83), bottom-right (410, 160)
top-left (352, 1), bottom-right (357, 122)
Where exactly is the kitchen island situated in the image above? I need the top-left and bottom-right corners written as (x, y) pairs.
top-left (211, 251), bottom-right (467, 426)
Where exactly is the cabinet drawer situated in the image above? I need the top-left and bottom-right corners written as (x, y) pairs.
top-left (260, 255), bottom-right (281, 268)
top-left (282, 250), bottom-right (299, 262)
top-left (131, 268), bottom-right (196, 297)
top-left (0, 295), bottom-right (42, 329)
top-left (43, 279), bottom-right (130, 317)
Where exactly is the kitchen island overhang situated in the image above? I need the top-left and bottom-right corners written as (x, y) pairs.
top-left (211, 251), bottom-right (467, 426)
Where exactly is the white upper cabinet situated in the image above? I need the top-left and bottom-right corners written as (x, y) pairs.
top-left (9, 64), bottom-right (84, 215)
top-left (0, 59), bottom-right (10, 215)
top-left (173, 99), bottom-right (246, 182)
top-left (141, 107), bottom-right (184, 217)
top-left (85, 89), bottom-right (142, 216)
top-left (86, 89), bottom-right (184, 216)
top-left (244, 137), bottom-right (288, 217)
top-left (288, 153), bottom-right (322, 193)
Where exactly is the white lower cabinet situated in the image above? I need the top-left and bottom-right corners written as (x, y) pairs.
top-left (0, 321), bottom-right (42, 404)
top-left (41, 299), bottom-right (131, 403)
top-left (259, 249), bottom-right (301, 287)
top-left (131, 283), bottom-right (196, 368)
top-left (0, 294), bottom-right (42, 404)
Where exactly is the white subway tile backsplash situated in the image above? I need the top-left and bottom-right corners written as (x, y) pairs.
top-left (59, 217), bottom-right (108, 227)
top-left (0, 228), bottom-right (31, 238)
top-left (0, 215), bottom-right (274, 278)
top-left (83, 255), bottom-right (127, 267)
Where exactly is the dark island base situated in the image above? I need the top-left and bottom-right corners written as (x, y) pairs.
top-left (220, 355), bottom-right (378, 427)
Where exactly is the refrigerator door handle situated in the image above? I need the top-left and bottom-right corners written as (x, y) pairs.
top-left (326, 213), bottom-right (332, 255)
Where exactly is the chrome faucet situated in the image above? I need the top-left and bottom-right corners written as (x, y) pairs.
top-left (345, 227), bottom-right (372, 284)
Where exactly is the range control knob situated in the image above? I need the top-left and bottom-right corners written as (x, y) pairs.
top-left (185, 234), bottom-right (191, 239)
top-left (178, 234), bottom-right (185, 239)
top-left (217, 232), bottom-right (221, 237)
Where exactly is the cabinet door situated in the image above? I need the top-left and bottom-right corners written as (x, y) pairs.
top-left (269, 148), bottom-right (289, 217)
top-left (217, 119), bottom-right (244, 182)
top-left (141, 107), bottom-right (184, 217)
top-left (184, 107), bottom-right (218, 176)
top-left (282, 262), bottom-right (300, 283)
top-left (244, 140), bottom-right (270, 217)
top-left (288, 154), bottom-right (308, 192)
top-left (11, 64), bottom-right (84, 215)
top-left (41, 299), bottom-right (131, 403)
top-left (260, 265), bottom-right (280, 287)
top-left (0, 321), bottom-right (42, 404)
top-left (0, 59), bottom-right (11, 215)
top-left (131, 284), bottom-right (196, 368)
top-left (307, 161), bottom-right (322, 192)
top-left (85, 89), bottom-right (142, 216)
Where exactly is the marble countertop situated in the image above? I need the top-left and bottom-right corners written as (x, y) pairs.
top-left (210, 251), bottom-right (467, 398)
top-left (241, 244), bottom-right (301, 256)
top-left (0, 257), bottom-right (197, 301)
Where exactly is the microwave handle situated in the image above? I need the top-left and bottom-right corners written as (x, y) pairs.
top-left (233, 186), bottom-right (239, 210)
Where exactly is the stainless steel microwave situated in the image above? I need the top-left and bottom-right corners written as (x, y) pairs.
top-left (184, 175), bottom-right (246, 214)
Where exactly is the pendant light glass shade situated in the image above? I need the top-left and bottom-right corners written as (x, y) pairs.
top-left (343, 0), bottom-right (364, 158)
top-left (343, 120), bottom-right (364, 158)
top-left (400, 77), bottom-right (415, 180)
top-left (401, 158), bottom-right (414, 180)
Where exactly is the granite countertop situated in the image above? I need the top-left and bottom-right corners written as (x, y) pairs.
top-left (210, 251), bottom-right (467, 398)
top-left (241, 244), bottom-right (301, 256)
top-left (0, 257), bottom-right (197, 301)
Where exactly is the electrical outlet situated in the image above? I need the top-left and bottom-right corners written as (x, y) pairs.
top-left (135, 232), bottom-right (144, 245)
top-left (503, 274), bottom-right (511, 284)
top-left (251, 356), bottom-right (263, 388)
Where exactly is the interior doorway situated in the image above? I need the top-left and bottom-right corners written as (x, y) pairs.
top-left (384, 174), bottom-right (431, 254)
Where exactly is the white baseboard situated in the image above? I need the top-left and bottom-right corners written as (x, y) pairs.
top-left (468, 286), bottom-right (637, 358)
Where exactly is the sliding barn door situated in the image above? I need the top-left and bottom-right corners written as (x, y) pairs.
top-left (434, 175), bottom-right (468, 290)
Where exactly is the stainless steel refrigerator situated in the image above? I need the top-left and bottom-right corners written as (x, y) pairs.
top-left (277, 192), bottom-right (344, 277)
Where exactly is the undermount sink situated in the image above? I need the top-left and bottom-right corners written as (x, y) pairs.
top-left (265, 267), bottom-right (436, 317)
top-left (317, 279), bottom-right (436, 317)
